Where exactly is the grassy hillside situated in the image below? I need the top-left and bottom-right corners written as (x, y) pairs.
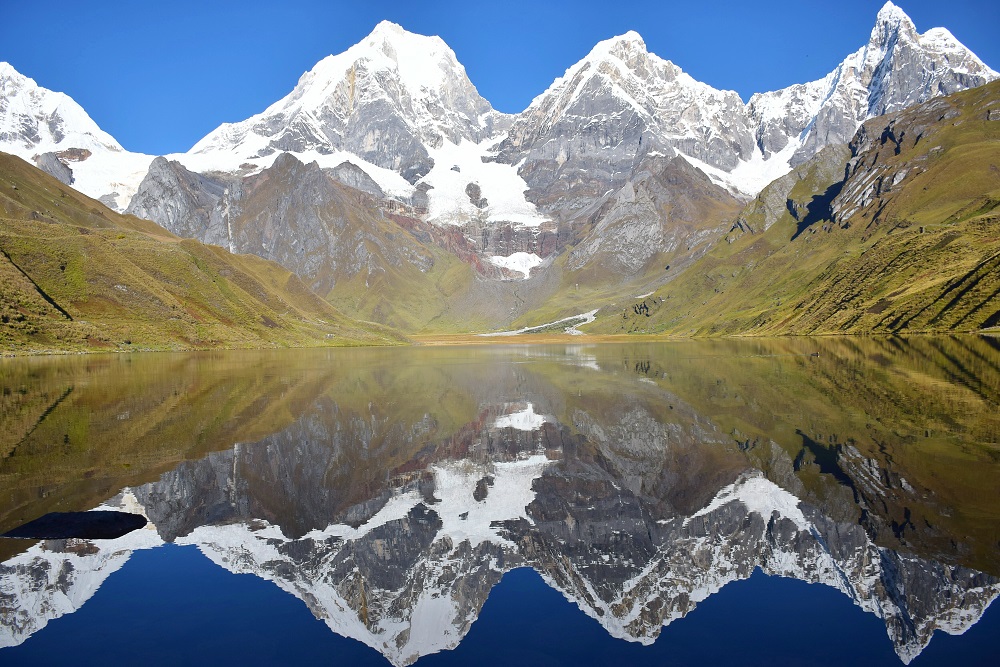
top-left (0, 153), bottom-right (405, 353)
top-left (595, 81), bottom-right (1000, 336)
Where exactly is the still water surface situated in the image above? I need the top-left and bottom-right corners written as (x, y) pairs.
top-left (1, 337), bottom-right (999, 665)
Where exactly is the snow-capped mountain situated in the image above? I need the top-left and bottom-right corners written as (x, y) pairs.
top-left (2, 4), bottom-right (995, 219)
top-left (747, 2), bottom-right (998, 170)
top-left (4, 459), bottom-right (994, 665)
top-left (0, 62), bottom-right (153, 210)
top-left (169, 20), bottom-right (548, 228)
top-left (493, 31), bottom-right (755, 217)
top-left (520, 470), bottom-right (999, 665)
top-left (496, 2), bottom-right (997, 209)
top-left (0, 493), bottom-right (162, 649)
top-left (187, 20), bottom-right (504, 184)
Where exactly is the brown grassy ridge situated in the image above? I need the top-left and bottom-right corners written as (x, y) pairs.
top-left (0, 152), bottom-right (406, 354)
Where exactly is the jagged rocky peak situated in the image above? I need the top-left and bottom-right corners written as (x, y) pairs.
top-left (871, 1), bottom-right (918, 43)
top-left (747, 1), bottom-right (998, 168)
top-left (188, 21), bottom-right (506, 184)
top-left (507, 29), bottom-right (749, 152)
top-left (299, 19), bottom-right (499, 136)
top-left (574, 29), bottom-right (658, 76)
top-left (863, 1), bottom-right (998, 117)
top-left (493, 26), bottom-right (757, 218)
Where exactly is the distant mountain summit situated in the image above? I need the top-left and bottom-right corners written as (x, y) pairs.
top-left (187, 21), bottom-right (507, 184)
top-left (748, 2), bottom-right (998, 171)
top-left (492, 31), bottom-right (754, 219)
top-left (3, 3), bottom-right (993, 213)
top-left (0, 62), bottom-right (119, 154)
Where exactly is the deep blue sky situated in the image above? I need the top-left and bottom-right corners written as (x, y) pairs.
top-left (2, 0), bottom-right (997, 155)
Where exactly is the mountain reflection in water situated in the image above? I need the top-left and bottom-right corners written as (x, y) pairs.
top-left (1, 337), bottom-right (999, 665)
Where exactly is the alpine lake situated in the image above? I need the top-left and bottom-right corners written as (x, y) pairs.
top-left (2, 336), bottom-right (999, 666)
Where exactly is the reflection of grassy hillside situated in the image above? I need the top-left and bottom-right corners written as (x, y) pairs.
top-left (0, 153), bottom-right (404, 353)
top-left (0, 347), bottom-right (496, 546)
top-left (0, 353), bottom-right (332, 538)
top-left (580, 336), bottom-right (1000, 572)
top-left (599, 82), bottom-right (1000, 336)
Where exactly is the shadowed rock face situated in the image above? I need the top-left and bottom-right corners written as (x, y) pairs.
top-left (2, 339), bottom-right (998, 663)
top-left (126, 156), bottom-right (231, 245)
top-left (129, 153), bottom-right (439, 296)
top-left (31, 153), bottom-right (73, 185)
top-left (565, 155), bottom-right (742, 279)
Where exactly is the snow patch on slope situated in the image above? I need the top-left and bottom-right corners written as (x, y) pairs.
top-left (488, 252), bottom-right (543, 278)
top-left (685, 471), bottom-right (809, 530)
top-left (679, 141), bottom-right (800, 198)
top-left (493, 403), bottom-right (548, 431)
top-left (480, 309), bottom-right (599, 337)
top-left (421, 139), bottom-right (548, 225)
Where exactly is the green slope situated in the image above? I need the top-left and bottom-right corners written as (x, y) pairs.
top-left (0, 153), bottom-right (406, 353)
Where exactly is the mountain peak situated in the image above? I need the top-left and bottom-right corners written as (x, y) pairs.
top-left (370, 19), bottom-right (407, 37)
top-left (586, 30), bottom-right (649, 63)
top-left (0, 60), bottom-right (123, 154)
top-left (875, 1), bottom-right (911, 25)
top-left (871, 1), bottom-right (917, 45)
top-left (610, 30), bottom-right (646, 49)
top-left (360, 20), bottom-right (450, 58)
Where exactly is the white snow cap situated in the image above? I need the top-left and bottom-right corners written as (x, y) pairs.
top-left (592, 30), bottom-right (647, 55)
top-left (876, 1), bottom-right (913, 24)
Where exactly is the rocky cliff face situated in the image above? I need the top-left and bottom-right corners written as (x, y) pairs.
top-left (129, 152), bottom-right (445, 297)
top-left (492, 32), bottom-right (753, 220)
top-left (565, 155), bottom-right (742, 279)
top-left (126, 156), bottom-right (231, 245)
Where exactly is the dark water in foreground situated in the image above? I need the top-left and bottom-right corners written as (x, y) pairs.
top-left (1, 336), bottom-right (999, 665)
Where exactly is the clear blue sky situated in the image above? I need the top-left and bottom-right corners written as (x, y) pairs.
top-left (2, 0), bottom-right (996, 155)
